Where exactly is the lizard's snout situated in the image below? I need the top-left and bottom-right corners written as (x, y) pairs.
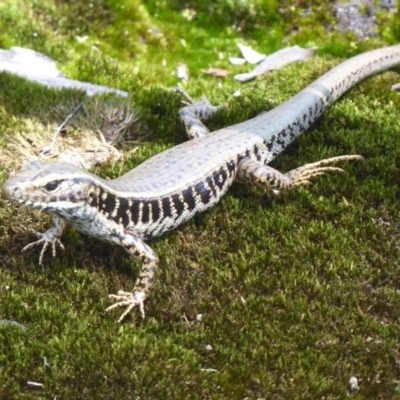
top-left (2, 179), bottom-right (23, 201)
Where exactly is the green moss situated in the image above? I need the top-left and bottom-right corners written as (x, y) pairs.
top-left (1, 0), bottom-right (400, 399)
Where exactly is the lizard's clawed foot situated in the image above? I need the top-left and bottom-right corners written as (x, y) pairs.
top-left (106, 290), bottom-right (146, 322)
top-left (21, 228), bottom-right (65, 265)
top-left (283, 154), bottom-right (365, 190)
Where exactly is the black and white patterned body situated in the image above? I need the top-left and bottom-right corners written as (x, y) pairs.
top-left (3, 45), bottom-right (400, 322)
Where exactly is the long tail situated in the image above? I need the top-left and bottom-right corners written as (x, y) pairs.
top-left (229, 44), bottom-right (400, 161)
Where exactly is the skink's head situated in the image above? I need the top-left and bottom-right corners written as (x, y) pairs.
top-left (2, 161), bottom-right (92, 210)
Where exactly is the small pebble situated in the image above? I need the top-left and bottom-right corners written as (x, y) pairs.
top-left (349, 376), bottom-right (359, 392)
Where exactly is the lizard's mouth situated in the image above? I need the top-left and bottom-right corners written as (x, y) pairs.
top-left (2, 178), bottom-right (50, 209)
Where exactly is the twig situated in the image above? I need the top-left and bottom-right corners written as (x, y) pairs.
top-left (41, 101), bottom-right (84, 155)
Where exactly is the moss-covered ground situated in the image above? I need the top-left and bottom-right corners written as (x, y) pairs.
top-left (1, 1), bottom-right (400, 398)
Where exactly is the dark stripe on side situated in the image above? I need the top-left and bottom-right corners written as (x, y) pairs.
top-left (226, 160), bottom-right (236, 177)
top-left (115, 197), bottom-right (130, 227)
top-left (206, 177), bottom-right (217, 197)
top-left (265, 135), bottom-right (276, 152)
top-left (103, 192), bottom-right (117, 215)
top-left (141, 201), bottom-right (150, 224)
top-left (213, 167), bottom-right (228, 191)
top-left (88, 188), bottom-right (98, 208)
top-left (194, 181), bottom-right (211, 205)
top-left (150, 199), bottom-right (160, 221)
top-left (254, 145), bottom-right (262, 162)
top-left (171, 193), bottom-right (185, 215)
top-left (182, 186), bottom-right (196, 210)
top-left (130, 201), bottom-right (141, 225)
top-left (161, 196), bottom-right (173, 219)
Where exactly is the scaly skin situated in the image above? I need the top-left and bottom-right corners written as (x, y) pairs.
top-left (3, 45), bottom-right (400, 321)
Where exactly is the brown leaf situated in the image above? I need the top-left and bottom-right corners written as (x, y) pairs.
top-left (204, 68), bottom-right (229, 77)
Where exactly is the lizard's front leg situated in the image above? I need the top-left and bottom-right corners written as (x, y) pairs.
top-left (106, 232), bottom-right (159, 322)
top-left (21, 214), bottom-right (66, 264)
top-left (176, 87), bottom-right (225, 139)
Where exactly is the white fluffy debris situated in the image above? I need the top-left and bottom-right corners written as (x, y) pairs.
top-left (235, 45), bottom-right (317, 82)
top-left (229, 57), bottom-right (246, 65)
top-left (237, 43), bottom-right (266, 64)
top-left (0, 47), bottom-right (128, 97)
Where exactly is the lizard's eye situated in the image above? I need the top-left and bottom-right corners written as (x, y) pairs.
top-left (43, 180), bottom-right (61, 192)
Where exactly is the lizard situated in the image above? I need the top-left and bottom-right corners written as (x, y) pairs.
top-left (2, 44), bottom-right (400, 322)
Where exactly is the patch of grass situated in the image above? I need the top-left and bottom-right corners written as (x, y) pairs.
top-left (1, 0), bottom-right (400, 399)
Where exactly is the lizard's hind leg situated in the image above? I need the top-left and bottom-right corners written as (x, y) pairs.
top-left (237, 155), bottom-right (364, 194)
top-left (176, 88), bottom-right (225, 139)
